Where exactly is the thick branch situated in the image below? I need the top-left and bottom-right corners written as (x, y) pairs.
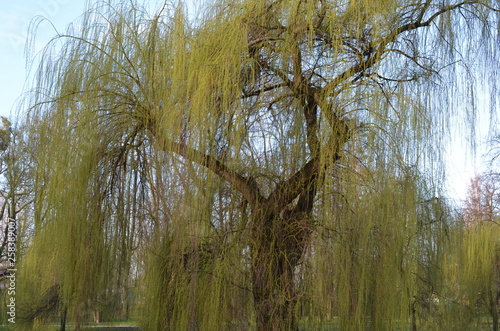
top-left (418, 0), bottom-right (433, 23)
top-left (264, 127), bottom-right (347, 217)
top-left (242, 83), bottom-right (287, 99)
top-left (264, 102), bottom-right (348, 216)
top-left (264, 157), bottom-right (319, 215)
top-left (248, 36), bottom-right (285, 48)
top-left (147, 121), bottom-right (263, 207)
top-left (303, 97), bottom-right (320, 157)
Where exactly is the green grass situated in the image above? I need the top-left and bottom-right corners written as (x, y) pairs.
top-left (0, 323), bottom-right (141, 331)
top-left (82, 328), bottom-right (140, 330)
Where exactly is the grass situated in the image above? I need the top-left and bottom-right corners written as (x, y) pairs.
top-left (0, 322), bottom-right (140, 331)
top-left (81, 328), bottom-right (140, 330)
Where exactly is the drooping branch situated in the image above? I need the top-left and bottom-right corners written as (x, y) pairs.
top-left (419, 1), bottom-right (499, 27)
top-left (322, 0), bottom-right (498, 95)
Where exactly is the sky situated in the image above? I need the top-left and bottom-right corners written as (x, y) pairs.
top-left (0, 0), bottom-right (491, 204)
top-left (0, 0), bottom-right (85, 117)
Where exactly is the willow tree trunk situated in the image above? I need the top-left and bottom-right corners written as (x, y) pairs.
top-left (245, 108), bottom-right (346, 329)
top-left (491, 293), bottom-right (499, 331)
top-left (250, 186), bottom-right (316, 330)
top-left (60, 308), bottom-right (67, 331)
top-left (251, 214), bottom-right (311, 330)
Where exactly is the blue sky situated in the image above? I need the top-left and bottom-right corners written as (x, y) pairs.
top-left (0, 1), bottom-right (87, 118)
top-left (0, 0), bottom-right (489, 203)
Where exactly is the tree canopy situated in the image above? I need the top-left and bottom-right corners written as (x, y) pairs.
top-left (12, 0), bottom-right (500, 330)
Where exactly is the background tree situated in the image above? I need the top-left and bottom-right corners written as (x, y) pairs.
top-left (17, 0), bottom-right (499, 330)
top-left (0, 118), bottom-right (35, 325)
top-left (452, 173), bottom-right (500, 330)
top-left (464, 173), bottom-right (500, 226)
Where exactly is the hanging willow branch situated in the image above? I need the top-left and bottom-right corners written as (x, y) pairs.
top-left (16, 0), bottom-right (499, 330)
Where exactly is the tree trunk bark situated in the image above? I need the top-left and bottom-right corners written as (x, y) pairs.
top-left (60, 307), bottom-right (67, 331)
top-left (251, 208), bottom-right (312, 331)
top-left (411, 301), bottom-right (417, 331)
top-left (490, 295), bottom-right (498, 331)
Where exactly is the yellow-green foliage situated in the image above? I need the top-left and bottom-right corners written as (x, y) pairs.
top-left (436, 221), bottom-right (500, 330)
top-left (17, 109), bottom-right (108, 326)
top-left (462, 223), bottom-right (499, 293)
top-left (459, 222), bottom-right (500, 323)
top-left (17, 0), bottom-right (499, 329)
top-left (302, 154), bottom-right (421, 330)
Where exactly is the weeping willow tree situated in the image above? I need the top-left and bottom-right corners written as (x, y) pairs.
top-left (448, 221), bottom-right (500, 331)
top-left (17, 0), bottom-right (499, 330)
top-left (444, 173), bottom-right (500, 331)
